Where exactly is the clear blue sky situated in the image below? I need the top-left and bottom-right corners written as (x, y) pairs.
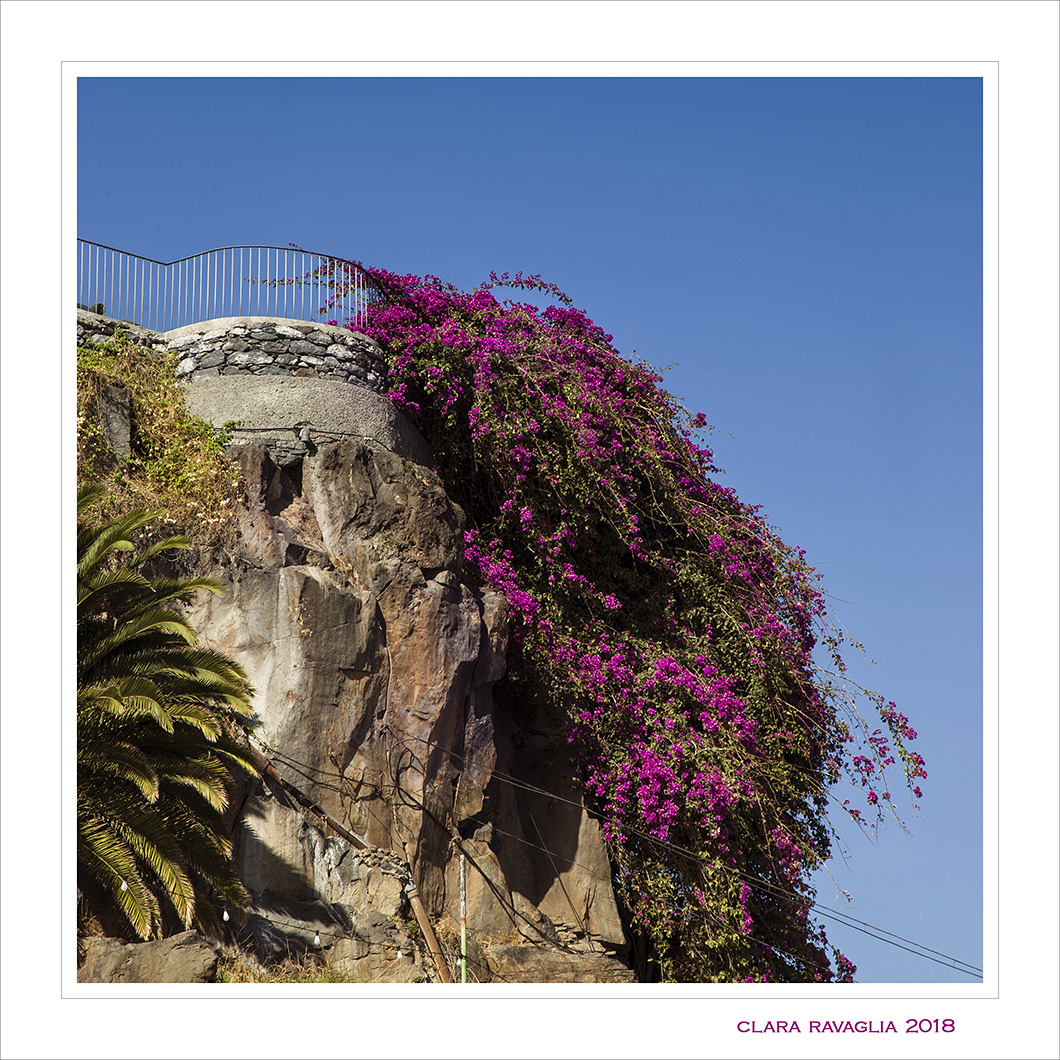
top-left (76, 74), bottom-right (984, 983)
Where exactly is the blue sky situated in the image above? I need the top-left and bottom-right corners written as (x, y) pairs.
top-left (75, 74), bottom-right (984, 984)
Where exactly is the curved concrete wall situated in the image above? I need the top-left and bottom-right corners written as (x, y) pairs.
top-left (183, 373), bottom-right (434, 468)
top-left (77, 309), bottom-right (434, 468)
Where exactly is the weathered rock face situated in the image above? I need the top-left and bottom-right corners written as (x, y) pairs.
top-left (186, 433), bottom-right (631, 981)
top-left (78, 931), bottom-right (222, 984)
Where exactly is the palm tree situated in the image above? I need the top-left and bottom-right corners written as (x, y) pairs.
top-left (77, 484), bottom-right (259, 940)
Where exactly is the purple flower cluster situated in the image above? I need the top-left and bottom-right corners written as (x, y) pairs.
top-left (327, 261), bottom-right (925, 983)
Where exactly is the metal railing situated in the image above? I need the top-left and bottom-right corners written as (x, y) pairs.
top-left (77, 240), bottom-right (379, 333)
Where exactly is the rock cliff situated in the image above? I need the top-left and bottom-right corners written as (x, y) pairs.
top-left (190, 437), bottom-right (632, 981)
top-left (77, 312), bottom-right (634, 983)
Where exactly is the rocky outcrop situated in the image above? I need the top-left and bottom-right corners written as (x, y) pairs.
top-left (186, 431), bottom-right (630, 981)
top-left (78, 931), bottom-right (223, 984)
top-left (76, 311), bottom-right (632, 982)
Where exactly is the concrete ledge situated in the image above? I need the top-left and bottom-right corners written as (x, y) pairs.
top-left (164, 317), bottom-right (367, 342)
top-left (182, 374), bottom-right (433, 467)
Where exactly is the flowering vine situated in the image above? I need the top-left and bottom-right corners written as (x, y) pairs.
top-left (311, 257), bottom-right (924, 982)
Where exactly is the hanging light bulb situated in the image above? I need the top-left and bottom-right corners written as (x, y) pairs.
top-left (313, 932), bottom-right (321, 947)
top-left (120, 879), bottom-right (128, 892)
top-left (222, 909), bottom-right (230, 922)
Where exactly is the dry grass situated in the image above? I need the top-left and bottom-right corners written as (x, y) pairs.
top-left (77, 334), bottom-right (244, 547)
top-left (216, 951), bottom-right (385, 984)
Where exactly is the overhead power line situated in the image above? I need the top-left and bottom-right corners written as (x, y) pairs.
top-left (246, 728), bottom-right (982, 980)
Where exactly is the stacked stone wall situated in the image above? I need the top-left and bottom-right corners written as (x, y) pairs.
top-left (75, 310), bottom-right (388, 395)
top-left (77, 309), bottom-right (168, 351)
top-left (168, 317), bottom-right (388, 392)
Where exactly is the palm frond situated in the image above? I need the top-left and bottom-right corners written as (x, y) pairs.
top-left (77, 492), bottom-right (258, 941)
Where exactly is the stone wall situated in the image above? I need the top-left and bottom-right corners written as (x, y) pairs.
top-left (167, 317), bottom-right (388, 392)
top-left (76, 309), bottom-right (389, 394)
top-left (77, 309), bottom-right (168, 352)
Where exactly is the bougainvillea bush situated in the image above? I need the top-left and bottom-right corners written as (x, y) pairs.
top-left (319, 260), bottom-right (926, 983)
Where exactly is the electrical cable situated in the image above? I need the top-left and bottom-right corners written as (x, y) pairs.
top-left (384, 730), bottom-right (983, 978)
top-left (246, 728), bottom-right (982, 980)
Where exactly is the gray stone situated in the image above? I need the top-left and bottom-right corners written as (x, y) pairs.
top-left (100, 383), bottom-right (133, 458)
top-left (484, 943), bottom-right (635, 984)
top-left (78, 931), bottom-right (223, 983)
top-left (198, 350), bottom-right (225, 369)
top-left (288, 340), bottom-right (322, 356)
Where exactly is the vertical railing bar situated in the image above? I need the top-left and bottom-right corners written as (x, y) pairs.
top-left (75, 242), bottom-right (380, 330)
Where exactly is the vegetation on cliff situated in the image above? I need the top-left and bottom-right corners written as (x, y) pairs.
top-left (337, 264), bottom-right (927, 983)
top-left (77, 484), bottom-right (259, 940)
top-left (76, 335), bottom-right (242, 541)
